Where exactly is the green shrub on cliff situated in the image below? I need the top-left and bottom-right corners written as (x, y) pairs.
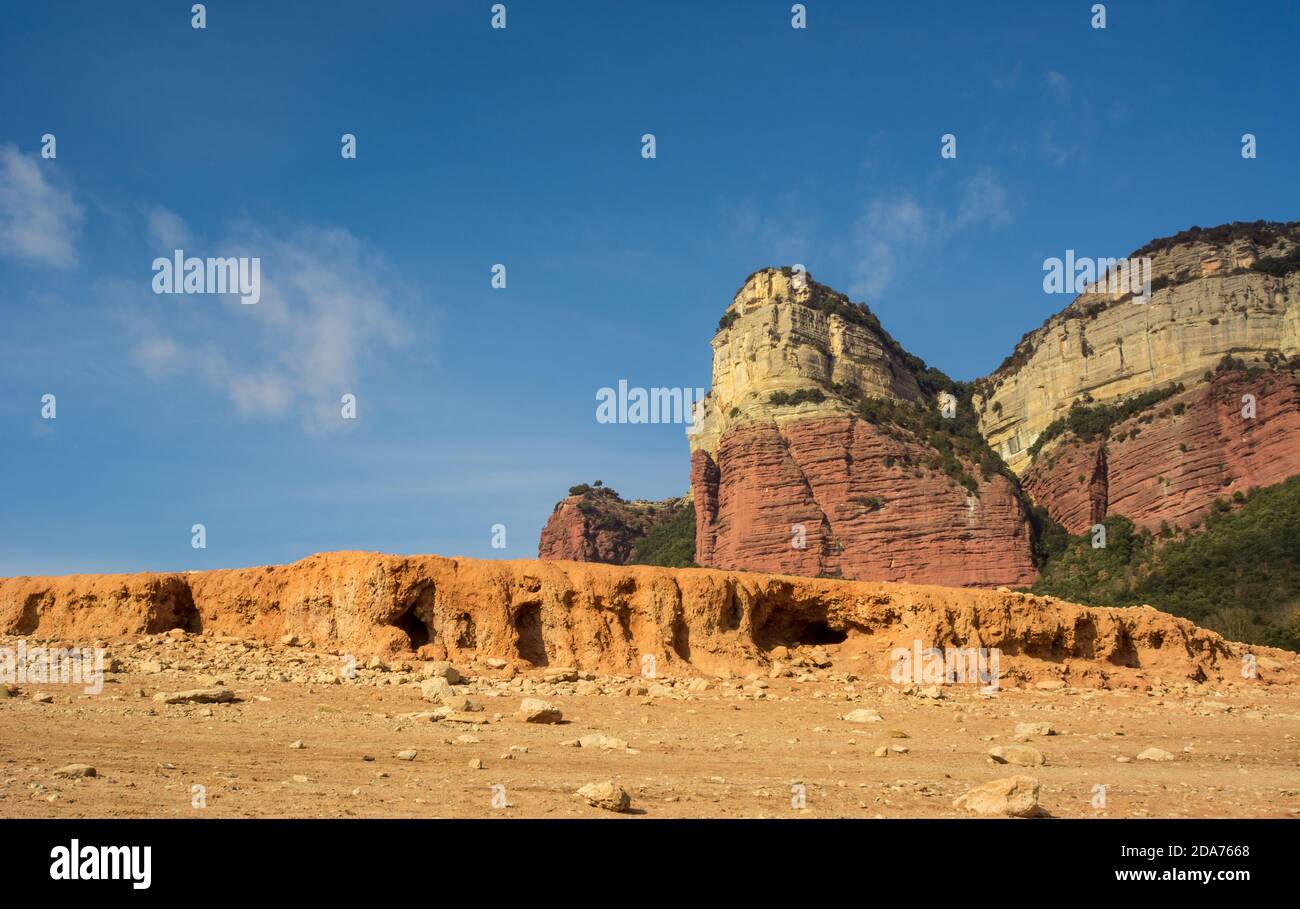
top-left (1027, 383), bottom-right (1184, 460)
top-left (629, 503), bottom-right (697, 568)
top-left (1032, 477), bottom-right (1300, 650)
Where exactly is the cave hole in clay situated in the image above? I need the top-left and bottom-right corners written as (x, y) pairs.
top-left (393, 609), bottom-right (430, 650)
top-left (757, 609), bottom-right (849, 649)
top-left (513, 602), bottom-right (548, 666)
top-left (795, 621), bottom-right (848, 646)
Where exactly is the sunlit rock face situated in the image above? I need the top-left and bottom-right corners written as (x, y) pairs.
top-left (689, 268), bottom-right (1036, 589)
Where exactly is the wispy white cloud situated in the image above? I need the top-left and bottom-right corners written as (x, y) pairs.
top-left (0, 143), bottom-right (84, 268)
top-left (146, 206), bottom-right (192, 250)
top-left (849, 169), bottom-right (1013, 299)
top-left (1045, 70), bottom-right (1070, 102)
top-left (126, 216), bottom-right (416, 430)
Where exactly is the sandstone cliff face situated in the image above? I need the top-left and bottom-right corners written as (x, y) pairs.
top-left (977, 224), bottom-right (1300, 475)
top-left (1024, 369), bottom-right (1300, 533)
top-left (692, 418), bottom-right (1036, 586)
top-left (538, 488), bottom-right (687, 564)
top-left (690, 268), bottom-right (922, 454)
top-left (689, 269), bottom-right (1036, 588)
top-left (4, 552), bottom-right (1295, 687)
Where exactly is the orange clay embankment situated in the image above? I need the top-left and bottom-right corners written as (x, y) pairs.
top-left (2, 552), bottom-right (1295, 688)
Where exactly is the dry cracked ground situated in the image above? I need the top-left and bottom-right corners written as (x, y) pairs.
top-left (2, 631), bottom-right (1298, 819)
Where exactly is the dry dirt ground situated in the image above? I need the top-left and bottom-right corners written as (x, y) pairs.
top-left (2, 631), bottom-right (1297, 819)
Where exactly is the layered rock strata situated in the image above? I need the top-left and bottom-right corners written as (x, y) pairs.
top-left (1023, 369), bottom-right (1300, 533)
top-left (977, 223), bottom-right (1300, 475)
top-left (538, 489), bottom-right (688, 564)
top-left (4, 552), bottom-right (1295, 687)
top-left (689, 268), bottom-right (1036, 587)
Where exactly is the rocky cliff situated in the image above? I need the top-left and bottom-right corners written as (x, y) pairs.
top-left (1023, 368), bottom-right (1300, 533)
top-left (5, 552), bottom-right (1295, 687)
top-left (689, 268), bottom-right (1037, 588)
top-left (975, 221), bottom-right (1300, 534)
top-left (538, 485), bottom-right (692, 566)
top-left (976, 222), bottom-right (1300, 476)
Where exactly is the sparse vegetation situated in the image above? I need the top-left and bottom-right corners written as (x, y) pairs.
top-left (768, 388), bottom-right (826, 407)
top-left (1031, 477), bottom-right (1300, 651)
top-left (628, 503), bottom-right (697, 568)
top-left (1027, 384), bottom-right (1185, 460)
top-left (1133, 220), bottom-right (1298, 257)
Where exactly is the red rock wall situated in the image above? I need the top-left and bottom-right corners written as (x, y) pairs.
top-left (691, 417), bottom-right (1037, 588)
top-left (538, 496), bottom-right (682, 564)
top-left (6, 551), bottom-right (1295, 686)
top-left (1024, 371), bottom-right (1300, 533)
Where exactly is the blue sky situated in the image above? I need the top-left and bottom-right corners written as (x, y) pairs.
top-left (2, 0), bottom-right (1297, 575)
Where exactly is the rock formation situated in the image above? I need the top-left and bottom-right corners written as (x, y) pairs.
top-left (976, 222), bottom-right (1300, 474)
top-left (4, 551), bottom-right (1295, 687)
top-left (977, 221), bottom-right (1300, 533)
top-left (538, 485), bottom-right (692, 565)
top-left (688, 268), bottom-right (1037, 588)
top-left (1022, 369), bottom-right (1300, 533)
top-left (540, 222), bottom-right (1300, 596)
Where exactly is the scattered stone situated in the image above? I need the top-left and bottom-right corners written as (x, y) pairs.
top-left (1137, 748), bottom-right (1175, 762)
top-left (1014, 722), bottom-right (1056, 737)
top-left (395, 749), bottom-right (417, 761)
top-left (440, 694), bottom-right (480, 713)
top-left (989, 744), bottom-right (1046, 767)
top-left (543, 668), bottom-right (578, 683)
top-left (288, 740), bottom-right (305, 749)
top-left (419, 677), bottom-right (457, 704)
top-left (422, 662), bottom-right (463, 684)
top-left (953, 776), bottom-right (1043, 817)
top-left (52, 764), bottom-right (96, 779)
top-left (576, 780), bottom-right (631, 812)
top-left (578, 733), bottom-right (629, 751)
top-left (468, 758), bottom-right (483, 770)
top-left (518, 698), bottom-right (562, 724)
top-left (152, 687), bottom-right (235, 704)
top-left (32, 691), bottom-right (54, 704)
top-left (842, 708), bottom-right (882, 724)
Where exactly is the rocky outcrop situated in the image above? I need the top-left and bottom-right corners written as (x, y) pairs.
top-left (692, 418), bottom-right (1035, 586)
top-left (977, 222), bottom-right (1300, 475)
top-left (1024, 369), bottom-right (1300, 533)
top-left (538, 486), bottom-right (690, 564)
top-left (689, 268), bottom-right (1036, 588)
top-left (688, 267), bottom-right (922, 454)
top-left (4, 552), bottom-right (1296, 687)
